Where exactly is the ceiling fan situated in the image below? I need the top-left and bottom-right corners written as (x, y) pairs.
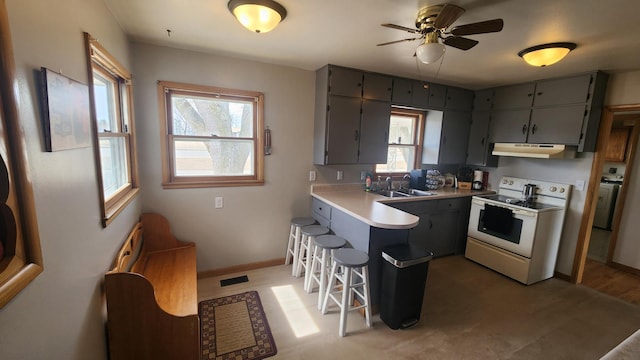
top-left (378, 4), bottom-right (504, 64)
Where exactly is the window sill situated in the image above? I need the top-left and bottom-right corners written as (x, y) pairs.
top-left (162, 180), bottom-right (264, 189)
top-left (103, 187), bottom-right (140, 227)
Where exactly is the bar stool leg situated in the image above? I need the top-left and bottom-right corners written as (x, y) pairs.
top-left (317, 248), bottom-right (330, 310)
top-left (303, 236), bottom-right (316, 289)
top-left (285, 224), bottom-right (295, 265)
top-left (295, 233), bottom-right (308, 278)
top-left (362, 266), bottom-right (372, 327)
top-left (339, 267), bottom-right (352, 337)
top-left (305, 244), bottom-right (322, 292)
top-left (291, 226), bottom-right (302, 276)
top-left (321, 261), bottom-right (338, 315)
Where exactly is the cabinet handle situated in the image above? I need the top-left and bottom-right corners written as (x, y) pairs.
top-left (354, 130), bottom-right (359, 141)
top-left (537, 92), bottom-right (543, 96)
top-left (429, 220), bottom-right (433, 229)
top-left (357, 82), bottom-right (362, 87)
top-left (532, 124), bottom-right (537, 134)
top-left (527, 93), bottom-right (533, 97)
top-left (522, 124), bottom-right (528, 134)
top-left (481, 137), bottom-right (485, 146)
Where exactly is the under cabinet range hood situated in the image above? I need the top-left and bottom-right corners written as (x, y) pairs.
top-left (492, 143), bottom-right (577, 159)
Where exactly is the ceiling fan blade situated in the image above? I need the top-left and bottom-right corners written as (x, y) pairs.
top-left (443, 36), bottom-right (479, 50)
top-left (450, 19), bottom-right (504, 36)
top-left (434, 4), bottom-right (465, 29)
top-left (377, 37), bottom-right (421, 46)
top-left (381, 23), bottom-right (419, 34)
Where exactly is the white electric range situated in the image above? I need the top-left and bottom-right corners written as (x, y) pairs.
top-left (465, 176), bottom-right (572, 285)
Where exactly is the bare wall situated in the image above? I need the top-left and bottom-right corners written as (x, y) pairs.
top-left (130, 43), bottom-right (316, 271)
top-left (0, 0), bottom-right (141, 359)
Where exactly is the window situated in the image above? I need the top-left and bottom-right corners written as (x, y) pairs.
top-left (84, 33), bottom-right (139, 227)
top-left (375, 109), bottom-right (424, 173)
top-left (158, 81), bottom-right (264, 188)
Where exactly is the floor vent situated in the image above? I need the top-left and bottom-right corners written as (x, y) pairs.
top-left (220, 275), bottom-right (249, 287)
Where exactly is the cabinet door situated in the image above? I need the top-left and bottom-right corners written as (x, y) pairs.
top-left (445, 87), bottom-right (474, 110)
top-left (428, 83), bottom-right (447, 108)
top-left (493, 83), bottom-right (535, 110)
top-left (412, 81), bottom-right (431, 108)
top-left (329, 67), bottom-right (363, 97)
top-left (359, 100), bottom-right (391, 164)
top-left (391, 78), bottom-right (413, 105)
top-left (474, 89), bottom-right (494, 111)
top-left (605, 127), bottom-right (630, 162)
top-left (439, 110), bottom-right (471, 164)
top-left (489, 109), bottom-right (530, 143)
top-left (326, 96), bottom-right (361, 164)
top-left (363, 73), bottom-right (392, 101)
top-left (466, 111), bottom-right (498, 166)
top-left (528, 104), bottom-right (585, 144)
top-left (533, 74), bottom-right (591, 107)
top-left (427, 210), bottom-right (459, 256)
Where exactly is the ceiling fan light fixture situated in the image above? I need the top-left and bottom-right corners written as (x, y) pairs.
top-left (228, 0), bottom-right (287, 33)
top-left (416, 33), bottom-right (445, 64)
top-left (518, 42), bottom-right (577, 67)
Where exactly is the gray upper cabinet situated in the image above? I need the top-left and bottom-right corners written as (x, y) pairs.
top-left (329, 67), bottom-right (363, 97)
top-left (358, 100), bottom-right (391, 164)
top-left (391, 79), bottom-right (438, 109)
top-left (473, 89), bottom-right (494, 111)
top-left (391, 78), bottom-right (413, 105)
top-left (363, 73), bottom-right (393, 101)
top-left (466, 111), bottom-right (498, 167)
top-left (439, 110), bottom-right (471, 164)
top-left (533, 74), bottom-right (591, 107)
top-left (314, 65), bottom-right (391, 165)
top-left (493, 83), bottom-right (535, 110)
top-left (325, 96), bottom-right (362, 164)
top-left (445, 87), bottom-right (474, 110)
top-left (428, 83), bottom-right (447, 109)
top-left (486, 71), bottom-right (608, 151)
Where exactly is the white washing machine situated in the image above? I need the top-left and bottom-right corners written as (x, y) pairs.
top-left (594, 183), bottom-right (619, 229)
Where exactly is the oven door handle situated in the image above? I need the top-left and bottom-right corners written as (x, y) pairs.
top-left (474, 200), bottom-right (537, 217)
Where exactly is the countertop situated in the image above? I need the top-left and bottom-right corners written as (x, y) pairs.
top-left (310, 184), bottom-right (495, 230)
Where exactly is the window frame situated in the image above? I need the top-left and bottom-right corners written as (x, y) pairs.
top-left (375, 108), bottom-right (425, 176)
top-left (84, 32), bottom-right (139, 227)
top-left (158, 81), bottom-right (265, 188)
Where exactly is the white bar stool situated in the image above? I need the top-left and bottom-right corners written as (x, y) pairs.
top-left (285, 217), bottom-right (316, 276)
top-left (295, 225), bottom-right (330, 278)
top-left (305, 235), bottom-right (347, 309)
top-left (321, 248), bottom-right (372, 337)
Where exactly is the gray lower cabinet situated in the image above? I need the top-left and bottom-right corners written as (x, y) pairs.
top-left (388, 197), bottom-right (471, 257)
top-left (311, 198), bottom-right (409, 308)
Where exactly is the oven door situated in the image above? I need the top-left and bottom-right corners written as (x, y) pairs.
top-left (468, 198), bottom-right (538, 258)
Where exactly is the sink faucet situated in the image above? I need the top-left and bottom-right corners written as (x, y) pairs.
top-left (385, 176), bottom-right (392, 190)
top-left (401, 174), bottom-right (411, 189)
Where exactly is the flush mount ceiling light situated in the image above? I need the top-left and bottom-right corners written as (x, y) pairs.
top-left (518, 42), bottom-right (577, 67)
top-left (228, 0), bottom-right (287, 34)
top-left (416, 32), bottom-right (446, 64)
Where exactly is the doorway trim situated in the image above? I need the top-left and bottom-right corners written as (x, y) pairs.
top-left (572, 104), bottom-right (640, 283)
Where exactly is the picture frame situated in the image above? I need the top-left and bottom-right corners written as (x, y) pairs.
top-left (40, 67), bottom-right (91, 151)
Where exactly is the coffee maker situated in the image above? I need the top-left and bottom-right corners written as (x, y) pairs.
top-left (472, 170), bottom-right (484, 190)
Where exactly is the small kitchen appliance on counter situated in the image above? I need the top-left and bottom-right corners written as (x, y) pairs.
top-left (465, 176), bottom-right (571, 285)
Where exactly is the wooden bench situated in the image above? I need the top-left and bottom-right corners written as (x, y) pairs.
top-left (105, 213), bottom-right (199, 360)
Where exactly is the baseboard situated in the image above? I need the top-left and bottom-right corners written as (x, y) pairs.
top-left (553, 271), bottom-right (571, 282)
top-left (609, 261), bottom-right (640, 277)
top-left (197, 258), bottom-right (284, 279)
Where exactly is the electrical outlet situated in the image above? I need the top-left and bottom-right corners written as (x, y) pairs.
top-left (309, 170), bottom-right (316, 181)
top-left (215, 196), bottom-right (223, 209)
top-left (575, 180), bottom-right (585, 191)
top-left (360, 171), bottom-right (366, 180)
top-left (337, 171), bottom-right (343, 181)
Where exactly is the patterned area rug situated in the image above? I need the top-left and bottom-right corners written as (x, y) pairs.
top-left (199, 291), bottom-right (277, 360)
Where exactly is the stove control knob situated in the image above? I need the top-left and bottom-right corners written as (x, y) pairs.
top-left (559, 187), bottom-right (565, 193)
top-left (550, 186), bottom-right (557, 192)
top-left (508, 180), bottom-right (514, 185)
top-left (502, 179), bottom-right (508, 184)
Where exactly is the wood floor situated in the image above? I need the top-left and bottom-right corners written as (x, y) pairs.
top-left (198, 255), bottom-right (640, 359)
top-left (582, 258), bottom-right (640, 305)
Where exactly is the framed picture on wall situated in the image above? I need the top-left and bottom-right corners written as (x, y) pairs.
top-left (40, 67), bottom-right (91, 151)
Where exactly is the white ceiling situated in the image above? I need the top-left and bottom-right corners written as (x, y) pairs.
top-left (104, 0), bottom-right (640, 90)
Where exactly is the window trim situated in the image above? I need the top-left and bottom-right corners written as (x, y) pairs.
top-left (375, 108), bottom-right (425, 176)
top-left (84, 32), bottom-right (139, 227)
top-left (158, 80), bottom-right (265, 189)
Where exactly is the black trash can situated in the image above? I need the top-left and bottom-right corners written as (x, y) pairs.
top-left (380, 243), bottom-right (433, 330)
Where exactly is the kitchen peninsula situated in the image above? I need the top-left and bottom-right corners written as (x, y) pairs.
top-left (310, 184), bottom-right (494, 308)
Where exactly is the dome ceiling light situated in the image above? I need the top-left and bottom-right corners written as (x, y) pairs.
top-left (228, 0), bottom-right (287, 34)
top-left (518, 42), bottom-right (577, 67)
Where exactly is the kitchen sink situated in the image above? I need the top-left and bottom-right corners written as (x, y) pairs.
top-left (374, 189), bottom-right (435, 198)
